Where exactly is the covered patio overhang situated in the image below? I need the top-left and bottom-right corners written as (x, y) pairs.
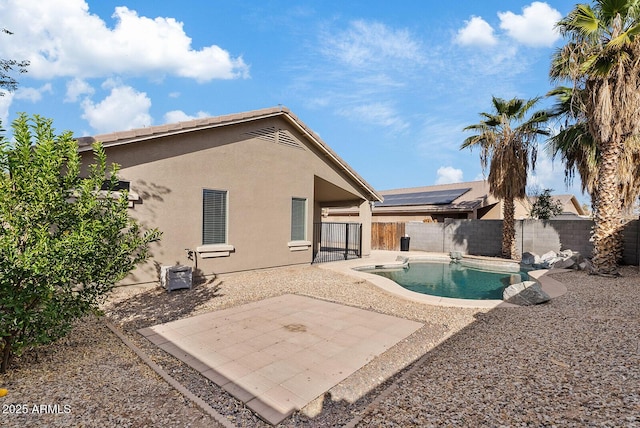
top-left (313, 175), bottom-right (377, 257)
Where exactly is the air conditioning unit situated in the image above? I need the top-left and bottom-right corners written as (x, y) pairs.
top-left (160, 265), bottom-right (193, 291)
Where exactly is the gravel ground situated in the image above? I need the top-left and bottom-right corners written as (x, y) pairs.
top-left (1, 264), bottom-right (638, 427)
top-left (357, 267), bottom-right (640, 427)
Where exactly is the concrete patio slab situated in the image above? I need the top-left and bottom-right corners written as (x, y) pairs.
top-left (140, 294), bottom-right (422, 425)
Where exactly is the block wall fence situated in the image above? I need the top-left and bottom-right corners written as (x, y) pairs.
top-left (397, 219), bottom-right (640, 265)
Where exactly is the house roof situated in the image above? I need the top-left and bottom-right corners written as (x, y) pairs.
top-left (375, 180), bottom-right (497, 214)
top-left (76, 106), bottom-right (382, 203)
top-left (527, 193), bottom-right (586, 216)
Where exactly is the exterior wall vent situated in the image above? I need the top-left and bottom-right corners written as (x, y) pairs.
top-left (245, 126), bottom-right (277, 142)
top-left (244, 127), bottom-right (303, 149)
top-left (277, 129), bottom-right (303, 149)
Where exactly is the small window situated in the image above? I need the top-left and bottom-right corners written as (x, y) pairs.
top-left (291, 198), bottom-right (307, 241)
top-left (203, 189), bottom-right (227, 245)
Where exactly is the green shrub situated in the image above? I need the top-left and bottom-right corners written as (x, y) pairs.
top-left (0, 114), bottom-right (161, 373)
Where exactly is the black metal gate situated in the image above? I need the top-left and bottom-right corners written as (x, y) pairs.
top-left (312, 222), bottom-right (362, 263)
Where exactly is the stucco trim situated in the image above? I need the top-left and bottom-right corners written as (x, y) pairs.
top-left (196, 244), bottom-right (235, 258)
top-left (287, 240), bottom-right (312, 251)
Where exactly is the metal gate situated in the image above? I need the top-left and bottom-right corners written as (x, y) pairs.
top-left (312, 222), bottom-right (362, 263)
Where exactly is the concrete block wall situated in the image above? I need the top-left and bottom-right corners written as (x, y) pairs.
top-left (404, 218), bottom-right (639, 264)
top-left (622, 220), bottom-right (639, 265)
top-left (406, 222), bottom-right (446, 252)
top-left (445, 219), bottom-right (502, 256)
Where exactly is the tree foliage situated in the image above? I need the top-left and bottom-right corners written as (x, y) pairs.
top-left (551, 0), bottom-right (640, 275)
top-left (0, 114), bottom-right (161, 373)
top-left (529, 188), bottom-right (564, 220)
top-left (546, 86), bottom-right (640, 214)
top-left (462, 96), bottom-right (549, 259)
top-left (0, 29), bottom-right (29, 94)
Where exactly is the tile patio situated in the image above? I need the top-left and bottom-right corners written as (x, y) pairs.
top-left (139, 294), bottom-right (422, 424)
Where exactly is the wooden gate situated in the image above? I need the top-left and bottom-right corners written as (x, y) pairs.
top-left (371, 222), bottom-right (405, 250)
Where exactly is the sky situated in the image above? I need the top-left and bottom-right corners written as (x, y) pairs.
top-left (0, 0), bottom-right (588, 204)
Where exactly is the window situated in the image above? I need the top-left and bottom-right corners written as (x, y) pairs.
top-left (203, 189), bottom-right (227, 245)
top-left (291, 198), bottom-right (307, 241)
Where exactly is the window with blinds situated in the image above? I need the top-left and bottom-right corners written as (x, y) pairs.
top-left (291, 198), bottom-right (307, 241)
top-left (203, 189), bottom-right (227, 245)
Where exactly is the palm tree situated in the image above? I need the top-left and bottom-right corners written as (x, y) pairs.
top-left (547, 86), bottom-right (640, 263)
top-left (462, 96), bottom-right (549, 259)
top-left (546, 87), bottom-right (598, 202)
top-left (551, 0), bottom-right (640, 275)
top-left (547, 86), bottom-right (640, 212)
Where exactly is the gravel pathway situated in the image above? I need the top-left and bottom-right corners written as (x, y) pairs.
top-left (1, 264), bottom-right (638, 427)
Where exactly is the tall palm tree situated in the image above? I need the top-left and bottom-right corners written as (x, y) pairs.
top-left (551, 0), bottom-right (640, 275)
top-left (547, 86), bottom-right (640, 212)
top-left (546, 87), bottom-right (598, 202)
top-left (462, 96), bottom-right (549, 259)
top-left (547, 86), bottom-right (640, 263)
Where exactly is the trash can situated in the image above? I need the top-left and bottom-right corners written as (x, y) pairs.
top-left (400, 236), bottom-right (410, 251)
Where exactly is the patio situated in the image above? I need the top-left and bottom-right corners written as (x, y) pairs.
top-left (138, 294), bottom-right (422, 424)
top-left (4, 252), bottom-right (637, 427)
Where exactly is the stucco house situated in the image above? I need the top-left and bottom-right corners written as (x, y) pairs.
top-left (77, 107), bottom-right (382, 285)
top-left (326, 180), bottom-right (586, 223)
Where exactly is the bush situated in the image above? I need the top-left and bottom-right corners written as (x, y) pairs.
top-left (0, 114), bottom-right (161, 372)
top-left (529, 188), bottom-right (564, 220)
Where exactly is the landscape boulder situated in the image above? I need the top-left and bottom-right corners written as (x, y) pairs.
top-left (520, 250), bottom-right (584, 270)
top-left (521, 252), bottom-right (540, 265)
top-left (503, 280), bottom-right (551, 306)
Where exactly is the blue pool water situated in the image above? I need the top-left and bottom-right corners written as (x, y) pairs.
top-left (364, 261), bottom-right (530, 300)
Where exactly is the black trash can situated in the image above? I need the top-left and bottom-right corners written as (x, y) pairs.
top-left (400, 236), bottom-right (410, 251)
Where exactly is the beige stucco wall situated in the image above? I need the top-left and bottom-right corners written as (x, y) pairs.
top-left (84, 116), bottom-right (373, 284)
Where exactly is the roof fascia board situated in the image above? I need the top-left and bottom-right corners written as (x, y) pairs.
top-left (77, 112), bottom-right (283, 153)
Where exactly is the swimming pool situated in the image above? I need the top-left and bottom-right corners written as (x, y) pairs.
top-left (361, 260), bottom-right (530, 300)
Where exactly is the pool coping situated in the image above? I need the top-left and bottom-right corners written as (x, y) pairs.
top-left (318, 251), bottom-right (568, 309)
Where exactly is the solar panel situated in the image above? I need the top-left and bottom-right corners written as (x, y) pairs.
top-left (376, 188), bottom-right (471, 207)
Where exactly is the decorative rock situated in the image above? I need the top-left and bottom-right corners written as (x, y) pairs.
top-left (522, 249), bottom-right (584, 270)
top-left (540, 250), bottom-right (557, 261)
top-left (551, 257), bottom-right (576, 269)
top-left (521, 252), bottom-right (539, 265)
top-left (503, 281), bottom-right (551, 305)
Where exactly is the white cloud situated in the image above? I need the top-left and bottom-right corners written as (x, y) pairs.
top-left (526, 150), bottom-right (588, 203)
top-left (322, 20), bottom-right (424, 69)
top-left (455, 16), bottom-right (497, 47)
top-left (65, 78), bottom-right (95, 103)
top-left (163, 110), bottom-right (210, 124)
top-left (498, 2), bottom-right (561, 47)
top-left (14, 84), bottom-right (52, 102)
top-left (0, 0), bottom-right (249, 82)
top-left (337, 102), bottom-right (408, 132)
top-left (0, 92), bottom-right (15, 128)
top-left (436, 166), bottom-right (464, 184)
top-left (81, 83), bottom-right (152, 133)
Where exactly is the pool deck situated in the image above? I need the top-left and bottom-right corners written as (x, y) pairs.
top-left (317, 250), bottom-right (568, 308)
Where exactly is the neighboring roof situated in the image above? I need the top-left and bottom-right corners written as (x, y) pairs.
top-left (76, 106), bottom-right (382, 203)
top-left (375, 188), bottom-right (471, 207)
top-left (375, 180), bottom-right (497, 214)
top-left (527, 194), bottom-right (587, 216)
